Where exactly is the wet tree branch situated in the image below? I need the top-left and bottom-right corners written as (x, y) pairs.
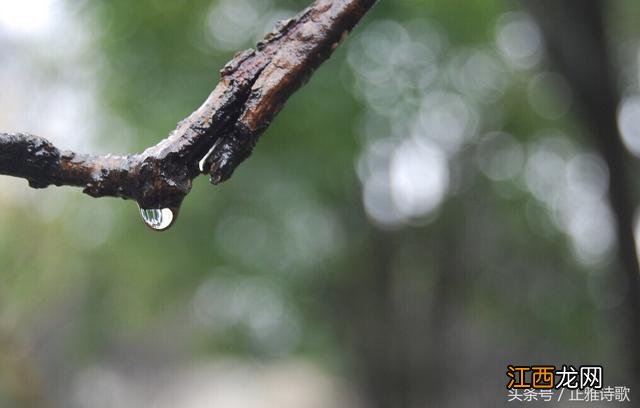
top-left (0, 0), bottom-right (376, 212)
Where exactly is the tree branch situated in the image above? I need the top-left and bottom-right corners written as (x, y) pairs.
top-left (0, 0), bottom-right (376, 218)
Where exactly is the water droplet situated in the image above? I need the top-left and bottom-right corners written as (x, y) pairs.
top-left (139, 207), bottom-right (175, 231)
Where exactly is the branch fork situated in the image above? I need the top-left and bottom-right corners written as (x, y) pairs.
top-left (0, 0), bottom-right (376, 229)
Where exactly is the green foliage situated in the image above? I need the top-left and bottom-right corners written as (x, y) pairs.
top-left (1, 0), bottom-right (640, 405)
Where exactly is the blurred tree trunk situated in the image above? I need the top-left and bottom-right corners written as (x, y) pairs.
top-left (0, 333), bottom-right (44, 408)
top-left (522, 0), bottom-right (640, 388)
top-left (328, 204), bottom-right (465, 408)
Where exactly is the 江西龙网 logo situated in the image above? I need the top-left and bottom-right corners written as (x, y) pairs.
top-left (506, 365), bottom-right (631, 403)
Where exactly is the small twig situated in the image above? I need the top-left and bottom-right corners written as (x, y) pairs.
top-left (0, 0), bottom-right (376, 215)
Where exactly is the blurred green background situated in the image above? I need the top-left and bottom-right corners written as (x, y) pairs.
top-left (1, 0), bottom-right (640, 407)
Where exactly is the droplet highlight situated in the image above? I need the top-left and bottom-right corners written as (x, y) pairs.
top-left (198, 140), bottom-right (221, 173)
top-left (139, 207), bottom-right (175, 231)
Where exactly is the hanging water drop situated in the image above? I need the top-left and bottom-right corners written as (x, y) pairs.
top-left (139, 207), bottom-right (175, 231)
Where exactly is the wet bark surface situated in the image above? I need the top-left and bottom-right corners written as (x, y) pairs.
top-left (0, 0), bottom-right (377, 211)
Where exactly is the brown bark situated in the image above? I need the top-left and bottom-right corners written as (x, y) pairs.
top-left (0, 0), bottom-right (376, 212)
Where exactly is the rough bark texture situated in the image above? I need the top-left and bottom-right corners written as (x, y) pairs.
top-left (0, 0), bottom-right (376, 210)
